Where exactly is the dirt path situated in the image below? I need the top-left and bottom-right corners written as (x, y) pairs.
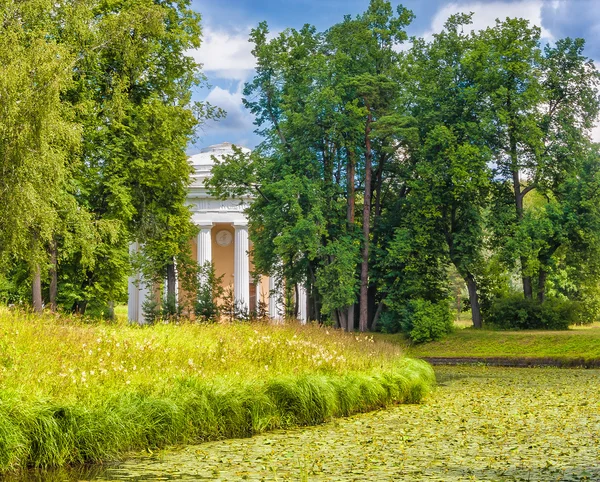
top-left (16, 367), bottom-right (600, 481)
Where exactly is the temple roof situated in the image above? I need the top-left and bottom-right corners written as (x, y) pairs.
top-left (188, 142), bottom-right (250, 186)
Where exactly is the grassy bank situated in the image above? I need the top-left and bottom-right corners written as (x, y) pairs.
top-left (0, 308), bottom-right (434, 473)
top-left (391, 324), bottom-right (600, 360)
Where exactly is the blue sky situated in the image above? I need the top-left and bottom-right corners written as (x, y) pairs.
top-left (187, 0), bottom-right (600, 152)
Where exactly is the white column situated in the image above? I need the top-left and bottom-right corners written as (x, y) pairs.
top-left (234, 222), bottom-right (250, 311)
top-left (129, 241), bottom-right (149, 324)
top-left (127, 242), bottom-right (139, 323)
top-left (297, 284), bottom-right (307, 324)
top-left (269, 275), bottom-right (284, 321)
top-left (197, 223), bottom-right (213, 270)
top-left (138, 277), bottom-right (149, 324)
top-left (174, 260), bottom-right (179, 304)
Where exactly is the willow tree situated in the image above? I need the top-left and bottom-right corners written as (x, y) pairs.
top-left (0, 0), bottom-right (83, 312)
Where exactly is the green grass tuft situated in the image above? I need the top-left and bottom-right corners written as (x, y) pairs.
top-left (0, 308), bottom-right (434, 473)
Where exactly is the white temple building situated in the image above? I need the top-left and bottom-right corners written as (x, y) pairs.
top-left (128, 142), bottom-right (307, 323)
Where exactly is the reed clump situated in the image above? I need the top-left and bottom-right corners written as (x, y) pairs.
top-left (0, 308), bottom-right (434, 472)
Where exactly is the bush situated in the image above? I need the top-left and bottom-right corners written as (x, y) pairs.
top-left (403, 299), bottom-right (454, 343)
top-left (382, 299), bottom-right (453, 343)
top-left (486, 294), bottom-right (580, 330)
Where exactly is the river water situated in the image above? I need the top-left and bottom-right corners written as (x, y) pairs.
top-left (11, 366), bottom-right (600, 481)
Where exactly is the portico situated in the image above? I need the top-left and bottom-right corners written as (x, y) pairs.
top-left (128, 142), bottom-right (295, 323)
top-left (188, 143), bottom-right (256, 313)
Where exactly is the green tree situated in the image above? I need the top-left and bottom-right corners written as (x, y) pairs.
top-left (402, 14), bottom-right (493, 327)
top-left (58, 0), bottom-right (212, 315)
top-left (0, 0), bottom-right (83, 312)
top-left (474, 19), bottom-right (600, 303)
top-left (209, 0), bottom-right (414, 331)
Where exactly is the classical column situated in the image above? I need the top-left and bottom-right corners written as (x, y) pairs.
top-left (127, 242), bottom-right (139, 323)
top-left (269, 275), bottom-right (284, 321)
top-left (138, 277), bottom-right (149, 324)
top-left (297, 283), bottom-right (307, 324)
top-left (197, 223), bottom-right (213, 270)
top-left (234, 222), bottom-right (250, 311)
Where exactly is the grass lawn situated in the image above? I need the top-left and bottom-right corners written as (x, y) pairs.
top-left (384, 323), bottom-right (600, 360)
top-left (0, 308), bottom-right (433, 473)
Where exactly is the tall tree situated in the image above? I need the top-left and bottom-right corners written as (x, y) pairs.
top-left (476, 19), bottom-right (600, 302)
top-left (0, 0), bottom-right (82, 312)
top-left (57, 0), bottom-right (210, 314)
top-left (208, 1), bottom-right (414, 331)
top-left (403, 14), bottom-right (493, 328)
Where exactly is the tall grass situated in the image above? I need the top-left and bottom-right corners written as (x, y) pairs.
top-left (0, 308), bottom-right (434, 472)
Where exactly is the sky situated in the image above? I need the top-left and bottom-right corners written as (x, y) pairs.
top-left (187, 0), bottom-right (600, 153)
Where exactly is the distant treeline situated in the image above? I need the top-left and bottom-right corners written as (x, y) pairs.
top-left (207, 1), bottom-right (600, 337)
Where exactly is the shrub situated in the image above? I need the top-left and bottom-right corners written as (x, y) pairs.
top-left (402, 299), bottom-right (454, 343)
top-left (380, 300), bottom-right (454, 343)
top-left (486, 294), bottom-right (579, 330)
top-left (380, 299), bottom-right (453, 342)
top-left (195, 262), bottom-right (224, 321)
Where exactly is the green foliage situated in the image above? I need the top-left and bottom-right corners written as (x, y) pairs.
top-left (486, 294), bottom-right (579, 330)
top-left (315, 237), bottom-right (359, 315)
top-left (207, 0), bottom-right (415, 329)
top-left (398, 299), bottom-right (454, 343)
top-left (220, 286), bottom-right (249, 322)
top-left (141, 290), bottom-right (161, 325)
top-left (0, 0), bottom-right (213, 315)
top-left (380, 299), bottom-right (454, 344)
top-left (194, 262), bottom-right (224, 321)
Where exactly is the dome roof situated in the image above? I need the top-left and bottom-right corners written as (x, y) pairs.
top-left (189, 142), bottom-right (251, 186)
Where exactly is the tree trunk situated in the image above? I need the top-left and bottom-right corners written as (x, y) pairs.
top-left (347, 148), bottom-right (356, 229)
top-left (294, 283), bottom-right (299, 319)
top-left (508, 96), bottom-right (533, 300)
top-left (49, 240), bottom-right (58, 312)
top-left (359, 108), bottom-right (373, 333)
top-left (166, 260), bottom-right (176, 299)
top-left (345, 147), bottom-right (356, 332)
top-left (333, 309), bottom-right (342, 329)
top-left (513, 161), bottom-right (533, 299)
top-left (367, 284), bottom-right (377, 329)
top-left (465, 272), bottom-right (482, 329)
top-left (338, 308), bottom-right (348, 331)
top-left (371, 301), bottom-right (384, 331)
top-left (32, 265), bottom-right (43, 313)
top-left (348, 304), bottom-right (355, 331)
top-left (537, 268), bottom-right (548, 303)
top-left (107, 301), bottom-right (115, 321)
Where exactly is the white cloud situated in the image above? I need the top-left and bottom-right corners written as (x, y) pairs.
top-left (190, 27), bottom-right (256, 81)
top-left (428, 1), bottom-right (554, 40)
top-left (592, 124), bottom-right (600, 143)
top-left (204, 82), bottom-right (254, 131)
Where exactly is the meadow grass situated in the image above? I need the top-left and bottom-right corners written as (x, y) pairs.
top-left (0, 308), bottom-right (434, 473)
top-left (387, 323), bottom-right (600, 359)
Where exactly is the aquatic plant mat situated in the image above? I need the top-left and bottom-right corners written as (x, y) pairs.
top-left (13, 366), bottom-right (599, 481)
top-left (0, 309), bottom-right (434, 473)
